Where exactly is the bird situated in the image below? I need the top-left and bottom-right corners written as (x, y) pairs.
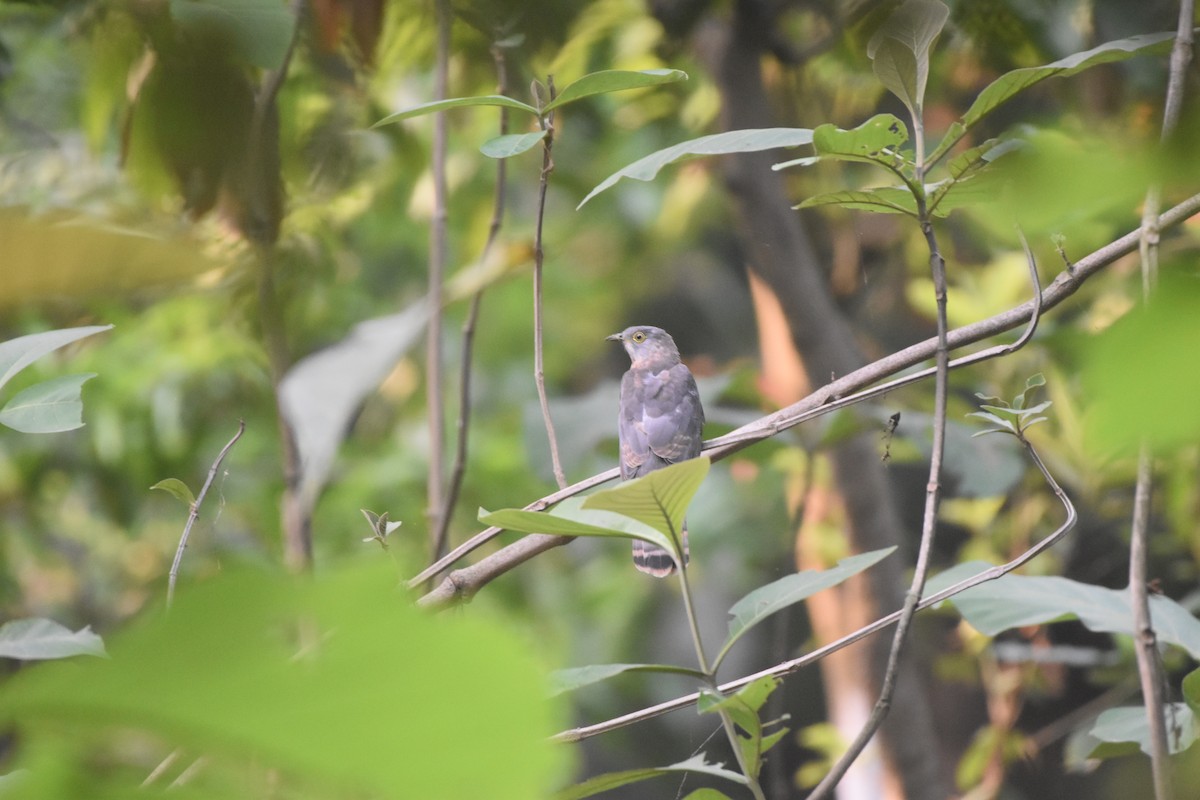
top-left (606, 325), bottom-right (705, 577)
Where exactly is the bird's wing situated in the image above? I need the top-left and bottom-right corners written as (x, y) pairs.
top-left (620, 364), bottom-right (703, 477)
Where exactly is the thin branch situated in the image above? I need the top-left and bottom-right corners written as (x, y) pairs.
top-left (168, 421), bottom-right (246, 607)
top-left (426, 0), bottom-right (451, 557)
top-left (554, 435), bottom-right (1076, 742)
top-left (413, 193), bottom-right (1200, 605)
top-left (532, 76), bottom-right (569, 490)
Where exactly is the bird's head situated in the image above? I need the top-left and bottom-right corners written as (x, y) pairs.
top-left (606, 326), bottom-right (681, 368)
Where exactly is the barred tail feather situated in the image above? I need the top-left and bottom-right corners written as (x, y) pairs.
top-left (631, 525), bottom-right (689, 578)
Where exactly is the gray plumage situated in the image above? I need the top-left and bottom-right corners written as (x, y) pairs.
top-left (607, 325), bottom-right (705, 577)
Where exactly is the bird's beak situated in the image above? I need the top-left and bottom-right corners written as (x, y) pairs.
top-left (605, 333), bottom-right (622, 342)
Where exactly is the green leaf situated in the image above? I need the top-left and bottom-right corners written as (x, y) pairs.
top-left (373, 95), bottom-right (539, 128)
top-left (554, 754), bottom-right (747, 800)
top-left (867, 0), bottom-right (949, 117)
top-left (582, 456), bottom-right (710, 542)
top-left (1184, 667), bottom-right (1200, 715)
top-left (928, 561), bottom-right (1200, 659)
top-left (683, 790), bottom-right (735, 800)
top-left (150, 478), bottom-right (196, 507)
top-left (0, 563), bottom-right (565, 798)
top-left (0, 619), bottom-right (107, 661)
top-left (543, 69), bottom-right (687, 112)
top-left (795, 188), bottom-right (917, 216)
top-left (169, 0), bottom-right (296, 69)
top-left (929, 31), bottom-right (1176, 164)
top-left (549, 663), bottom-right (707, 695)
top-left (0, 374), bottom-right (95, 433)
top-left (580, 128), bottom-right (813, 207)
top-left (480, 131), bottom-right (547, 158)
top-left (715, 548), bottom-right (897, 668)
top-left (810, 114), bottom-right (910, 168)
top-left (0, 326), bottom-right (110, 394)
top-left (480, 496), bottom-right (676, 555)
top-left (1090, 704), bottom-right (1197, 757)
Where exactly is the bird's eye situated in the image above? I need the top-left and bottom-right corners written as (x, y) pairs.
top-left (631, 331), bottom-right (646, 343)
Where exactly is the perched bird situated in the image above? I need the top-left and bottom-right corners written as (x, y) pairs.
top-left (607, 326), bottom-right (705, 576)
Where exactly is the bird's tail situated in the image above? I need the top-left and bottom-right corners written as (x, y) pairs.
top-left (632, 524), bottom-right (689, 578)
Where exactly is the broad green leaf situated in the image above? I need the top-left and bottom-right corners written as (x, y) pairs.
top-left (374, 95), bottom-right (539, 128)
top-left (480, 496), bottom-right (676, 555)
top-left (0, 326), bottom-right (110, 393)
top-left (480, 131), bottom-right (547, 159)
top-left (929, 31), bottom-right (1176, 164)
top-left (867, 0), bottom-right (949, 117)
top-left (0, 564), bottom-right (564, 798)
top-left (549, 663), bottom-right (707, 695)
top-left (554, 754), bottom-right (747, 800)
top-left (0, 619), bottom-right (107, 661)
top-left (150, 478), bottom-right (196, 507)
top-left (929, 561), bottom-right (1200, 659)
top-left (795, 188), bottom-right (917, 216)
top-left (543, 69), bottom-right (687, 112)
top-left (1185, 667), bottom-right (1200, 715)
top-left (279, 301), bottom-right (428, 505)
top-left (169, 0), bottom-right (296, 69)
top-left (716, 548), bottom-right (897, 668)
top-left (582, 457), bottom-right (710, 541)
top-left (1090, 704), bottom-right (1197, 757)
top-left (579, 128), bottom-right (813, 207)
top-left (0, 374), bottom-right (95, 433)
top-left (699, 678), bottom-right (781, 781)
top-left (814, 114), bottom-right (909, 157)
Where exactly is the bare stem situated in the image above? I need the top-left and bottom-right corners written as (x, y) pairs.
top-left (425, 0), bottom-right (451, 555)
top-left (532, 76), bottom-right (568, 490)
top-left (167, 421), bottom-right (245, 607)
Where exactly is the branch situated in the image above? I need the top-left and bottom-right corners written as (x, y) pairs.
top-left (168, 421), bottom-right (246, 607)
top-left (554, 435), bottom-right (1076, 742)
top-left (413, 193), bottom-right (1200, 606)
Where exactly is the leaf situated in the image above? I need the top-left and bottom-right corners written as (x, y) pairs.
top-left (579, 128), bottom-right (813, 207)
top-left (715, 548), bottom-right (897, 668)
top-left (479, 496), bottom-right (676, 555)
top-left (150, 478), bottom-right (196, 507)
top-left (554, 754), bottom-right (747, 800)
top-left (582, 457), bottom-right (710, 541)
top-left (373, 95), bottom-right (539, 128)
top-left (543, 69), bottom-right (687, 112)
top-left (549, 663), bottom-right (707, 695)
top-left (811, 114), bottom-right (910, 167)
top-left (1184, 667), bottom-right (1200, 716)
top-left (867, 0), bottom-right (949, 117)
top-left (0, 373), bottom-right (95, 433)
top-left (169, 0), bottom-right (296, 70)
top-left (683, 790), bottom-right (735, 800)
top-left (0, 619), bottom-right (107, 661)
top-left (698, 678), bottom-right (782, 781)
top-left (480, 131), bottom-right (547, 158)
top-left (929, 31), bottom-right (1176, 164)
top-left (0, 326), bottom-right (110, 394)
top-left (1090, 704), bottom-right (1197, 757)
top-left (0, 564), bottom-right (565, 798)
top-left (795, 188), bottom-right (917, 216)
top-left (279, 301), bottom-right (428, 506)
top-left (928, 561), bottom-right (1200, 659)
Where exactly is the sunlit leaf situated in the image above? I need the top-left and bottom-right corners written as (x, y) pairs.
top-left (480, 131), bottom-right (547, 158)
top-left (0, 619), bottom-right (107, 661)
top-left (580, 129), bottom-right (813, 207)
top-left (150, 478), bottom-right (196, 507)
top-left (811, 114), bottom-right (910, 167)
top-left (480, 496), bottom-right (676, 555)
top-left (554, 754), bottom-right (747, 800)
top-left (582, 457), bottom-right (710, 540)
top-left (1090, 704), bottom-right (1197, 757)
top-left (374, 95), bottom-right (539, 128)
top-left (716, 548), bottom-right (897, 668)
top-left (544, 69), bottom-right (687, 112)
top-left (867, 0), bottom-right (949, 117)
top-left (0, 374), bottom-right (95, 433)
top-left (549, 663), bottom-right (706, 695)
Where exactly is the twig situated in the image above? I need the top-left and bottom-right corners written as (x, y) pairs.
top-left (168, 421), bottom-right (246, 607)
top-left (413, 193), bottom-right (1200, 605)
top-left (426, 0), bottom-right (451, 557)
top-left (554, 435), bottom-right (1076, 742)
top-left (532, 76), bottom-right (568, 490)
top-left (430, 42), bottom-right (512, 570)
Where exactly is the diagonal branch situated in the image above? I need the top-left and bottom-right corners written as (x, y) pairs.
top-left (413, 193), bottom-right (1200, 607)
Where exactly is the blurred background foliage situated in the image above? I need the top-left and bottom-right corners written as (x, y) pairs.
top-left (1, 0), bottom-right (1199, 797)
